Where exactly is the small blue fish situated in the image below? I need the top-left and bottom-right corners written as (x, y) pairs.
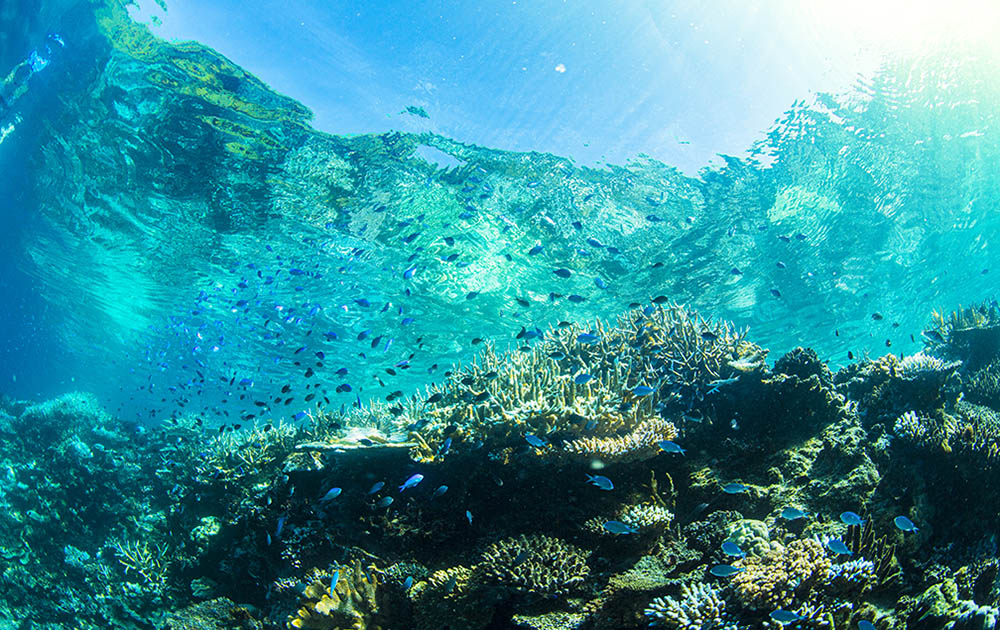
top-left (657, 440), bottom-right (686, 455)
top-left (403, 266), bottom-right (417, 280)
top-left (548, 351), bottom-right (566, 360)
top-left (439, 437), bottom-right (452, 455)
top-left (368, 481), bottom-right (385, 494)
top-left (524, 434), bottom-right (547, 448)
top-left (432, 485), bottom-right (449, 498)
top-left (721, 542), bottom-right (746, 558)
top-left (528, 244), bottom-right (543, 256)
top-left (602, 520), bottom-right (637, 535)
top-left (444, 574), bottom-right (457, 593)
top-left (376, 496), bottom-right (394, 508)
top-left (894, 515), bottom-right (919, 533)
top-left (826, 539), bottom-right (853, 556)
top-left (769, 609), bottom-right (803, 625)
top-left (319, 487), bottom-right (342, 503)
top-left (577, 333), bottom-right (600, 344)
top-left (857, 621), bottom-right (876, 630)
top-left (722, 482), bottom-right (748, 494)
top-left (780, 507), bottom-right (808, 521)
top-left (399, 473), bottom-right (424, 492)
top-left (840, 511), bottom-right (865, 527)
top-left (275, 516), bottom-right (286, 538)
top-left (595, 277), bottom-right (608, 289)
top-left (709, 564), bottom-right (744, 577)
top-left (402, 576), bottom-right (413, 590)
top-left (466, 510), bottom-right (473, 524)
top-left (553, 268), bottom-right (572, 278)
top-left (574, 373), bottom-right (594, 385)
top-left (632, 385), bottom-right (655, 397)
top-left (586, 474), bottom-right (614, 491)
top-left (330, 570), bottom-right (339, 594)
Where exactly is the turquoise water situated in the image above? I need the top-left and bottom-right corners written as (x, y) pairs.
top-left (3, 1), bottom-right (1000, 629)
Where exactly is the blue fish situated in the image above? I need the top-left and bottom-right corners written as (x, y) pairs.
top-left (586, 474), bottom-right (614, 491)
top-left (319, 487), bottom-right (342, 503)
top-left (275, 516), bottom-right (286, 539)
top-left (548, 351), bottom-right (566, 360)
top-left (826, 539), bottom-right (853, 556)
top-left (857, 621), bottom-right (876, 630)
top-left (602, 520), bottom-right (637, 535)
top-left (632, 385), bottom-right (655, 397)
top-left (368, 481), bottom-right (385, 494)
top-left (466, 510), bottom-right (473, 524)
top-left (769, 609), bottom-right (802, 625)
top-left (528, 244), bottom-right (543, 256)
top-left (709, 564), bottom-right (744, 577)
top-left (780, 507), bottom-right (808, 520)
top-left (894, 515), bottom-right (919, 532)
top-left (432, 485), bottom-right (449, 498)
top-left (721, 541), bottom-right (746, 558)
top-left (524, 434), bottom-right (547, 448)
top-left (403, 266), bottom-right (417, 280)
top-left (657, 440), bottom-right (686, 455)
top-left (840, 511), bottom-right (865, 527)
top-left (586, 237), bottom-right (603, 248)
top-left (375, 496), bottom-right (394, 508)
top-left (330, 570), bottom-right (339, 594)
top-left (399, 474), bottom-right (424, 492)
top-left (553, 268), bottom-right (572, 278)
top-left (577, 333), bottom-right (600, 344)
top-left (574, 373), bottom-right (594, 385)
top-left (402, 576), bottom-right (413, 590)
top-left (439, 437), bottom-right (452, 455)
top-left (722, 482), bottom-right (748, 494)
top-left (594, 277), bottom-right (608, 289)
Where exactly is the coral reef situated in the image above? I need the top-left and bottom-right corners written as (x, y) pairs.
top-left (924, 300), bottom-right (1000, 370)
top-left (6, 300), bottom-right (1000, 629)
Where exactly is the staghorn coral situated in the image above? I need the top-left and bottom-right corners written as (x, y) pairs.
top-left (730, 539), bottom-right (830, 610)
top-left (477, 534), bottom-right (590, 596)
top-left (288, 560), bottom-right (381, 630)
top-left (643, 582), bottom-right (736, 629)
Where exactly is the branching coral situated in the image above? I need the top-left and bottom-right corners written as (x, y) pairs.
top-left (288, 560), bottom-right (380, 630)
top-left (111, 537), bottom-right (172, 590)
top-left (643, 582), bottom-right (735, 629)
top-left (730, 539), bottom-right (830, 610)
top-left (477, 534), bottom-right (590, 596)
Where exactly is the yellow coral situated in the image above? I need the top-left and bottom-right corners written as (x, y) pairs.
top-left (288, 561), bottom-right (379, 630)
